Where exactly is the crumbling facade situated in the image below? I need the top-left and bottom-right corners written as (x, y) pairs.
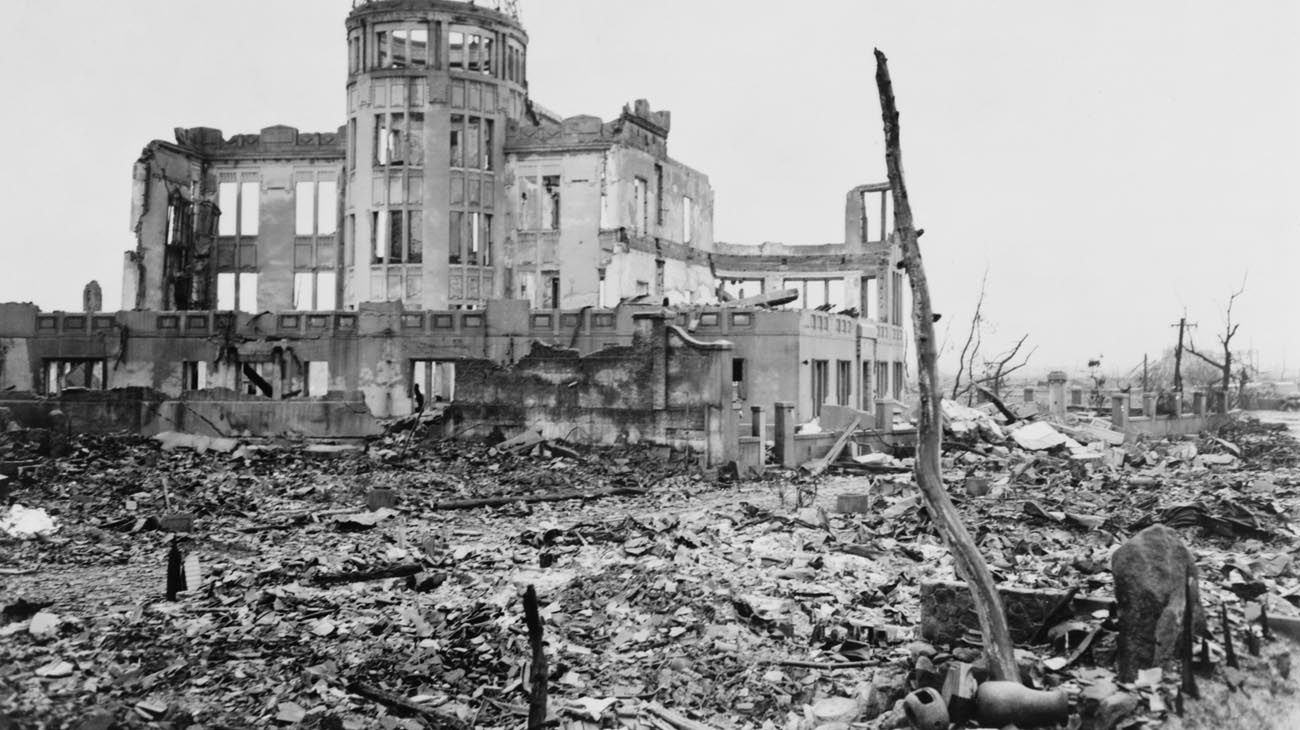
top-left (4, 0), bottom-right (910, 442)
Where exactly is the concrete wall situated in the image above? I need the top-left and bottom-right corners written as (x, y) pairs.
top-left (449, 312), bottom-right (735, 462)
top-left (0, 300), bottom-right (874, 425)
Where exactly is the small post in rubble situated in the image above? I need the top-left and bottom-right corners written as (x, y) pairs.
top-left (874, 48), bottom-right (1018, 682)
top-left (524, 585), bottom-right (548, 729)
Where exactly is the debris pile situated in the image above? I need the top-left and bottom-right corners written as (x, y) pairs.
top-left (0, 413), bottom-right (1298, 728)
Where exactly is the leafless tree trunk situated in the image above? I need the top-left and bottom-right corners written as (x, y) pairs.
top-left (875, 49), bottom-right (1019, 682)
top-left (951, 268), bottom-right (987, 403)
top-left (1186, 281), bottom-right (1245, 408)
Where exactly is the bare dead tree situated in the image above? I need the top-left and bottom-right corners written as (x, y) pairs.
top-left (875, 49), bottom-right (1019, 682)
top-left (951, 268), bottom-right (987, 403)
top-left (974, 334), bottom-right (1037, 398)
top-left (1186, 281), bottom-right (1245, 408)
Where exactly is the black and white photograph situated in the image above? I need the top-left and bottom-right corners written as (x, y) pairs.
top-left (1, 1), bottom-right (1299, 727)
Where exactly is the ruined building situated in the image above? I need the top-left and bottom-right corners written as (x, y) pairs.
top-left (0, 0), bottom-right (909, 460)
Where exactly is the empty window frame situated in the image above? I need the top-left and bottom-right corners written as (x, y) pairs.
top-left (891, 271), bottom-right (905, 324)
top-left (182, 360), bottom-right (208, 391)
top-left (449, 27), bottom-right (494, 75)
top-left (875, 361), bottom-right (888, 400)
top-left (732, 358), bottom-right (747, 402)
top-left (861, 275), bottom-right (879, 320)
top-left (811, 360), bottom-right (829, 418)
top-left (633, 177), bottom-right (648, 235)
top-left (217, 179), bottom-right (259, 236)
top-left (448, 115), bottom-right (491, 170)
top-left (372, 210), bottom-right (423, 265)
top-left (682, 196), bottom-right (694, 244)
top-left (375, 26), bottom-right (429, 68)
top-left (893, 362), bottom-right (904, 400)
top-left (411, 360), bottom-right (455, 403)
top-left (217, 272), bottom-right (258, 312)
top-left (295, 179), bottom-right (338, 236)
top-left (44, 359), bottom-right (108, 395)
top-left (374, 112), bottom-right (424, 166)
top-left (448, 211), bottom-right (491, 265)
top-left (783, 278), bottom-right (845, 311)
top-left (861, 361), bottom-right (873, 410)
top-left (289, 361), bottom-right (330, 397)
top-left (293, 271), bottom-right (338, 310)
top-left (837, 360), bottom-right (853, 406)
top-left (654, 164), bottom-right (664, 226)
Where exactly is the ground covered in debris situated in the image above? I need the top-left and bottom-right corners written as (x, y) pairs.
top-left (3, 412), bottom-right (1300, 729)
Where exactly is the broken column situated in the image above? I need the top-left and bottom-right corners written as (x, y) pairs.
top-left (1143, 393), bottom-right (1156, 418)
top-left (1046, 371), bottom-right (1067, 418)
top-left (1193, 390), bottom-right (1207, 417)
top-left (875, 399), bottom-right (896, 432)
top-left (750, 405), bottom-right (766, 440)
top-left (774, 402), bottom-right (796, 468)
top-left (1110, 393), bottom-right (1128, 430)
top-left (1111, 524), bottom-right (1204, 681)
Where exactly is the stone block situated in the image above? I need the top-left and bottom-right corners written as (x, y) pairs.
top-left (919, 580), bottom-right (1113, 645)
top-left (1111, 524), bottom-right (1204, 682)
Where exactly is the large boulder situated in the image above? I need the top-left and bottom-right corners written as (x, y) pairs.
top-left (1111, 524), bottom-right (1205, 681)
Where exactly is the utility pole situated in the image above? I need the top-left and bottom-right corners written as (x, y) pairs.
top-left (1171, 317), bottom-right (1196, 392)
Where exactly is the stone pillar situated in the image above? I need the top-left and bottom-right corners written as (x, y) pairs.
top-left (750, 405), bottom-right (766, 440)
top-left (1171, 392), bottom-right (1183, 418)
top-left (1193, 391), bottom-right (1207, 417)
top-left (1047, 371), bottom-right (1067, 418)
top-left (774, 402), bottom-right (796, 468)
top-left (1023, 387), bottom-right (1035, 404)
top-left (875, 399), bottom-right (895, 432)
top-left (1110, 393), bottom-right (1128, 430)
top-left (1143, 393), bottom-right (1157, 418)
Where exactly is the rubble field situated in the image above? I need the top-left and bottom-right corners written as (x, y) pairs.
top-left (3, 411), bottom-right (1300, 729)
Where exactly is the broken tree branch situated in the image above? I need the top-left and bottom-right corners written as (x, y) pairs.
top-left (431, 486), bottom-right (646, 511)
top-left (875, 48), bottom-right (1018, 682)
top-left (347, 681), bottom-right (472, 729)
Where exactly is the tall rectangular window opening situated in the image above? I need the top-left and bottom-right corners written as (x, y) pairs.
top-left (295, 181), bottom-right (315, 236)
top-left (682, 196), bottom-right (693, 244)
top-left (239, 181), bottom-right (259, 235)
top-left (732, 358), bottom-right (747, 402)
top-left (891, 271), bottom-right (904, 324)
top-left (448, 211), bottom-right (464, 263)
top-left (543, 175), bottom-right (560, 230)
top-left (306, 362), bottom-right (330, 397)
top-left (317, 181), bottom-right (337, 234)
top-left (811, 360), bottom-right (829, 418)
top-left (218, 182), bottom-right (238, 236)
top-left (449, 114), bottom-right (463, 167)
top-left (861, 276), bottom-right (878, 320)
top-left (633, 177), bottom-right (647, 235)
top-left (875, 361), bottom-right (888, 399)
top-left (837, 360), bottom-right (852, 405)
top-left (893, 362), bottom-right (904, 400)
top-left (861, 361), bottom-right (872, 410)
top-left (182, 361), bottom-right (208, 391)
top-left (448, 32), bottom-right (465, 71)
top-left (654, 164), bottom-right (664, 226)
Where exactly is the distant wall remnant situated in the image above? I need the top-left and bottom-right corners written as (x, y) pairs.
top-left (449, 312), bottom-right (736, 464)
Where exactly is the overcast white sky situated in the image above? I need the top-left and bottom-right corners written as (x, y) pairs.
top-left (1, 1), bottom-right (1296, 377)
